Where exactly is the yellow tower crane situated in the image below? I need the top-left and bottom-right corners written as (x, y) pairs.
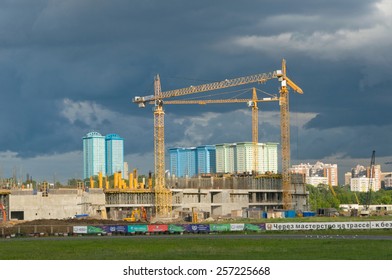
top-left (133, 59), bottom-right (302, 216)
top-left (276, 59), bottom-right (303, 209)
top-left (163, 88), bottom-right (279, 174)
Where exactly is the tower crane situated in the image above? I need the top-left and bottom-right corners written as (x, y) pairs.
top-left (133, 59), bottom-right (302, 217)
top-left (277, 59), bottom-right (303, 209)
top-left (163, 88), bottom-right (279, 173)
top-left (365, 150), bottom-right (376, 211)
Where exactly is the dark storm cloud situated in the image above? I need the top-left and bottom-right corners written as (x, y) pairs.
top-left (0, 0), bottom-right (391, 181)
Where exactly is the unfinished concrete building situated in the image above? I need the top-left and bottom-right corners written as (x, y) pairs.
top-left (104, 173), bottom-right (309, 220)
top-left (5, 174), bottom-right (308, 221)
top-left (8, 188), bottom-right (106, 221)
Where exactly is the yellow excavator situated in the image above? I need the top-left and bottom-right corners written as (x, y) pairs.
top-left (123, 207), bottom-right (148, 223)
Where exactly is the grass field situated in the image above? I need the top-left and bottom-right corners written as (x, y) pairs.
top-left (1, 234), bottom-right (391, 260)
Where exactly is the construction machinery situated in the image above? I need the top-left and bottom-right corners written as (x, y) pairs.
top-left (354, 192), bottom-right (360, 204)
top-left (123, 207), bottom-right (148, 222)
top-left (133, 59), bottom-right (303, 215)
top-left (361, 150), bottom-right (376, 216)
top-left (328, 184), bottom-right (337, 198)
top-left (164, 87), bottom-right (279, 173)
top-left (276, 59), bottom-right (303, 209)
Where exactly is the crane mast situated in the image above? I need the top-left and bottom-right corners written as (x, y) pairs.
top-left (251, 88), bottom-right (259, 174)
top-left (277, 59), bottom-right (303, 209)
top-left (152, 75), bottom-right (172, 217)
top-left (365, 150), bottom-right (376, 211)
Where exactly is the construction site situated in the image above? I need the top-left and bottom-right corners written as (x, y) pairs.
top-left (1, 59), bottom-right (309, 224)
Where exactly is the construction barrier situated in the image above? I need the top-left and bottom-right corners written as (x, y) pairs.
top-left (71, 221), bottom-right (392, 235)
top-left (2, 221), bottom-right (391, 237)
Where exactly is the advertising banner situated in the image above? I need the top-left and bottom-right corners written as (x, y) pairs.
top-left (73, 226), bottom-right (87, 234)
top-left (99, 225), bottom-right (117, 233)
top-left (185, 224), bottom-right (210, 233)
top-left (266, 221), bottom-right (371, 231)
top-left (128, 224), bottom-right (148, 233)
top-left (210, 224), bottom-right (231, 232)
top-left (230, 223), bottom-right (245, 231)
top-left (115, 225), bottom-right (127, 233)
top-left (148, 224), bottom-right (169, 233)
top-left (370, 221), bottom-right (392, 229)
top-left (87, 226), bottom-right (106, 234)
top-left (244, 224), bottom-right (266, 232)
top-left (168, 224), bottom-right (186, 233)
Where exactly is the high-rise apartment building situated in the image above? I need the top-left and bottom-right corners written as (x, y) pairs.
top-left (290, 162), bottom-right (338, 186)
top-left (349, 164), bottom-right (381, 192)
top-left (260, 143), bottom-right (279, 174)
top-left (105, 134), bottom-right (124, 176)
top-left (350, 177), bottom-right (377, 192)
top-left (344, 172), bottom-right (351, 186)
top-left (83, 132), bottom-right (106, 179)
top-left (83, 132), bottom-right (125, 179)
top-left (169, 147), bottom-right (197, 177)
top-left (171, 142), bottom-right (278, 177)
top-left (381, 172), bottom-right (392, 189)
top-left (196, 145), bottom-right (216, 174)
top-left (236, 142), bottom-right (254, 173)
top-left (215, 143), bottom-right (236, 173)
top-left (216, 142), bottom-right (278, 174)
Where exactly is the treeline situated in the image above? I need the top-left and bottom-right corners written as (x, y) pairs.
top-left (307, 184), bottom-right (392, 211)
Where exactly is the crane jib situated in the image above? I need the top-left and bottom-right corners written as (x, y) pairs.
top-left (133, 71), bottom-right (278, 103)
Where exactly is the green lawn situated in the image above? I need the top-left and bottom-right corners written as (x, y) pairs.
top-left (1, 235), bottom-right (391, 260)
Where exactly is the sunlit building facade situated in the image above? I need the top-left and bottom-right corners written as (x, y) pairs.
top-left (171, 142), bottom-right (278, 177)
top-left (105, 134), bottom-right (124, 177)
top-left (291, 162), bottom-right (338, 186)
top-left (83, 132), bottom-right (106, 179)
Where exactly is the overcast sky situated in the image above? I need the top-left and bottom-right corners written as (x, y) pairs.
top-left (1, 0), bottom-right (391, 184)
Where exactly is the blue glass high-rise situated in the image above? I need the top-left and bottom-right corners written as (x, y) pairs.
top-left (83, 132), bottom-right (106, 179)
top-left (105, 134), bottom-right (124, 177)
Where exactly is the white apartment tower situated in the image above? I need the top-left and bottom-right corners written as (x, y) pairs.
top-left (216, 142), bottom-right (278, 174)
top-left (291, 162), bottom-right (338, 186)
top-left (215, 144), bottom-right (236, 173)
top-left (349, 164), bottom-right (382, 192)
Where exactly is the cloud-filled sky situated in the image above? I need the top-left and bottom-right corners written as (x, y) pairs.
top-left (1, 0), bottom-right (391, 184)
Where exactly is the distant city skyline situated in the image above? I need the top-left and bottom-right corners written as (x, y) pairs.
top-left (291, 162), bottom-right (339, 187)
